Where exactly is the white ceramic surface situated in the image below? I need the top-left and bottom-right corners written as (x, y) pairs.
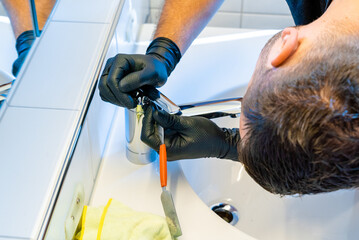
top-left (9, 21), bottom-right (109, 110)
top-left (149, 0), bottom-right (294, 29)
top-left (90, 108), bottom-right (254, 240)
top-left (0, 107), bottom-right (78, 238)
top-left (179, 57), bottom-right (359, 240)
top-left (52, 0), bottom-right (120, 23)
top-left (181, 157), bottom-right (359, 240)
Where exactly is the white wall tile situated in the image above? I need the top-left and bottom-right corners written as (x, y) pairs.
top-left (0, 107), bottom-right (78, 238)
top-left (149, 9), bottom-right (162, 24)
top-left (52, 0), bottom-right (119, 23)
top-left (150, 0), bottom-right (164, 9)
top-left (147, 0), bottom-right (295, 29)
top-left (207, 12), bottom-right (241, 28)
top-left (9, 21), bottom-right (109, 110)
top-left (243, 0), bottom-right (291, 15)
top-left (241, 13), bottom-right (294, 29)
top-left (0, 3), bottom-right (7, 17)
top-left (219, 0), bottom-right (242, 12)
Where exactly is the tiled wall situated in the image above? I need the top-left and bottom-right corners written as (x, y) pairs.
top-left (1, 0), bottom-right (295, 29)
top-left (149, 0), bottom-right (295, 29)
top-left (0, 3), bottom-right (6, 17)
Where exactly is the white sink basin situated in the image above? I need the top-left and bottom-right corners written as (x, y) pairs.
top-left (180, 87), bottom-right (359, 240)
top-left (181, 156), bottom-right (359, 240)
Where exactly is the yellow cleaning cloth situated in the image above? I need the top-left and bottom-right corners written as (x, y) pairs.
top-left (74, 199), bottom-right (172, 240)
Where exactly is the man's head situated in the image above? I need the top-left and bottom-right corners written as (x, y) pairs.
top-left (238, 3), bottom-right (359, 195)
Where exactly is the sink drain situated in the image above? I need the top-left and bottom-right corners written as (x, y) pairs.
top-left (210, 203), bottom-right (239, 226)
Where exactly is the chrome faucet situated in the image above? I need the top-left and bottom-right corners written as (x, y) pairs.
top-left (125, 91), bottom-right (242, 165)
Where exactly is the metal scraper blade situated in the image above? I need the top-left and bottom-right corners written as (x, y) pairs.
top-left (161, 188), bottom-right (182, 238)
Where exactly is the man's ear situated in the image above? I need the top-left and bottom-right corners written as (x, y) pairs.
top-left (271, 28), bottom-right (299, 67)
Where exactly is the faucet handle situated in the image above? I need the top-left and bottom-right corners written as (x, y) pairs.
top-left (152, 92), bottom-right (182, 115)
top-left (139, 87), bottom-right (181, 115)
top-left (142, 87), bottom-right (243, 119)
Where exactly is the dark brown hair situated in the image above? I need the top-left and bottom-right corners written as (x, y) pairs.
top-left (240, 34), bottom-right (359, 195)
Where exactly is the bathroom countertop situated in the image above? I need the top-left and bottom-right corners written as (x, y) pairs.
top-left (90, 108), bottom-right (254, 240)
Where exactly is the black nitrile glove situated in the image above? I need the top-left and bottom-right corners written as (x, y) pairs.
top-left (12, 30), bottom-right (37, 77)
top-left (141, 105), bottom-right (241, 161)
top-left (98, 37), bottom-right (181, 109)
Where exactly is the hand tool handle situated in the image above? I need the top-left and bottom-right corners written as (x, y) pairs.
top-left (159, 144), bottom-right (167, 187)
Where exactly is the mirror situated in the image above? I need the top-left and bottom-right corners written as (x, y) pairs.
top-left (0, 0), bottom-right (56, 105)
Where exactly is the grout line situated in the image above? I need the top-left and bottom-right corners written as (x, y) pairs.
top-left (51, 19), bottom-right (109, 24)
top-left (0, 235), bottom-right (28, 240)
top-left (150, 3), bottom-right (291, 16)
top-left (8, 104), bottom-right (79, 112)
top-left (240, 11), bottom-right (292, 16)
top-left (216, 10), bottom-right (291, 16)
top-left (240, 0), bottom-right (244, 28)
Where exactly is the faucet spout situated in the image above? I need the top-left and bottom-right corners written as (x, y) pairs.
top-left (179, 97), bottom-right (242, 119)
top-left (151, 90), bottom-right (242, 119)
top-left (125, 90), bottom-right (243, 165)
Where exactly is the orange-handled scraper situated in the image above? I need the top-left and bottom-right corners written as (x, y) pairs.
top-left (159, 126), bottom-right (182, 238)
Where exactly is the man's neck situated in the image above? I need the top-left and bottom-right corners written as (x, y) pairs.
top-left (320, 0), bottom-right (359, 32)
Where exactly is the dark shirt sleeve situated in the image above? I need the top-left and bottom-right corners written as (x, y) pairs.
top-left (285, 0), bottom-right (332, 25)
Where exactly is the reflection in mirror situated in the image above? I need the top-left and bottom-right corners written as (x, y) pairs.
top-left (29, 0), bottom-right (40, 37)
top-left (0, 0), bottom-right (56, 106)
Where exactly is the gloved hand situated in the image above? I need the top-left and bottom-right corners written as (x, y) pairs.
top-left (12, 30), bottom-right (38, 77)
top-left (141, 105), bottom-right (241, 161)
top-left (98, 37), bottom-right (181, 109)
